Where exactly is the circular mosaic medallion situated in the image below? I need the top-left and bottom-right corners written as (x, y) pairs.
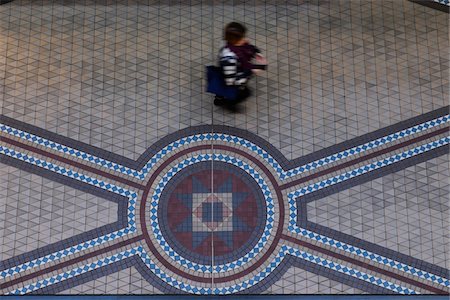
top-left (158, 161), bottom-right (267, 265)
top-left (141, 145), bottom-right (284, 293)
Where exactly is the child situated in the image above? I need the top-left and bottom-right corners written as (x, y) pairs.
top-left (215, 22), bottom-right (267, 106)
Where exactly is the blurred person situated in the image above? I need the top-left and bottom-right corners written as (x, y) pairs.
top-left (214, 22), bottom-right (267, 106)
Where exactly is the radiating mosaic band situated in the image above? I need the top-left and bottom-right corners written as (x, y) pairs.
top-left (2, 115), bottom-right (448, 181)
top-left (6, 243), bottom-right (419, 295)
top-left (6, 247), bottom-right (143, 295)
top-left (287, 137), bottom-right (450, 288)
top-left (0, 146), bottom-right (138, 278)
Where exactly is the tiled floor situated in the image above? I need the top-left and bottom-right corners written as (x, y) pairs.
top-left (0, 0), bottom-right (449, 295)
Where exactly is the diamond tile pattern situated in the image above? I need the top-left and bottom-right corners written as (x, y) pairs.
top-left (307, 155), bottom-right (449, 269)
top-left (0, 164), bottom-right (117, 261)
top-left (61, 266), bottom-right (162, 294)
top-left (264, 266), bottom-right (363, 294)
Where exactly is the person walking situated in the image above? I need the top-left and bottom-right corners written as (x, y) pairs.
top-left (214, 22), bottom-right (267, 106)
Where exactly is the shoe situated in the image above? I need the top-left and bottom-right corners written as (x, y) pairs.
top-left (214, 96), bottom-right (226, 106)
top-left (237, 86), bottom-right (251, 101)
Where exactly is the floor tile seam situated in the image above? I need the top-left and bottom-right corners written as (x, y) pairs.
top-left (135, 244), bottom-right (284, 291)
top-left (280, 230), bottom-right (448, 294)
top-left (142, 148), bottom-right (279, 275)
top-left (280, 121), bottom-right (450, 185)
top-left (137, 144), bottom-right (287, 289)
top-left (135, 246), bottom-right (287, 294)
top-left (187, 148), bottom-right (281, 269)
top-left (138, 250), bottom-right (213, 294)
top-left (5, 240), bottom-right (144, 295)
top-left (138, 241), bottom-right (213, 287)
top-left (0, 126), bottom-right (442, 199)
top-left (1, 234), bottom-right (144, 293)
top-left (136, 249), bottom-right (230, 294)
top-left (211, 140), bottom-right (283, 185)
top-left (209, 148), bottom-right (281, 273)
top-left (140, 141), bottom-right (213, 185)
top-left (11, 138), bottom-right (428, 292)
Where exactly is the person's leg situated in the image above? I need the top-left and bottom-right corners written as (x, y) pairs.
top-left (214, 84), bottom-right (250, 107)
top-left (236, 85), bottom-right (251, 102)
top-left (214, 95), bottom-right (226, 106)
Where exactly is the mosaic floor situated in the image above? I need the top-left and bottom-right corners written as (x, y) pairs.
top-left (0, 0), bottom-right (449, 295)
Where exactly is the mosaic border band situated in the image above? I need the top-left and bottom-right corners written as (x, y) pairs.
top-left (7, 245), bottom-right (419, 295)
top-left (1, 115), bottom-right (448, 181)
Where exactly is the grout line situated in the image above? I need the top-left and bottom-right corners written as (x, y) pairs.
top-left (210, 0), bottom-right (215, 289)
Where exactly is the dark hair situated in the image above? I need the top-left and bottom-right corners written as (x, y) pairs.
top-left (224, 22), bottom-right (246, 44)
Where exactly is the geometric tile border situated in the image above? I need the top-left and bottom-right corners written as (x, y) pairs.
top-left (0, 145), bottom-right (138, 279)
top-left (2, 115), bottom-right (448, 182)
top-left (287, 139), bottom-right (450, 288)
top-left (0, 156), bottom-right (128, 272)
top-left (0, 106), bottom-right (449, 295)
top-left (7, 246), bottom-right (419, 295)
top-left (1, 106), bottom-right (448, 178)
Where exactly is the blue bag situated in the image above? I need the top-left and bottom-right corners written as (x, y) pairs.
top-left (206, 65), bottom-right (239, 100)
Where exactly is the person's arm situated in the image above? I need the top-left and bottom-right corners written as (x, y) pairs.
top-left (252, 54), bottom-right (267, 70)
top-left (251, 44), bottom-right (261, 54)
top-left (247, 44), bottom-right (267, 71)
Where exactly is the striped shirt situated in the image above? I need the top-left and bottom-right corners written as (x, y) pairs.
top-left (218, 47), bottom-right (253, 86)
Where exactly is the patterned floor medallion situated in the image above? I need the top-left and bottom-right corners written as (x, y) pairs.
top-left (159, 162), bottom-right (266, 265)
top-left (138, 140), bottom-right (284, 294)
